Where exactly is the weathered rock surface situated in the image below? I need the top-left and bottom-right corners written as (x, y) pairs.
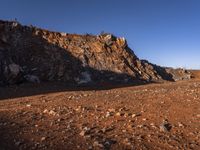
top-left (0, 20), bottom-right (191, 86)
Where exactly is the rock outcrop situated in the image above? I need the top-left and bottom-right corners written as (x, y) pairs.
top-left (0, 20), bottom-right (191, 86)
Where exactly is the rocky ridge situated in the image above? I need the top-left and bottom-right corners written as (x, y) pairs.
top-left (0, 20), bottom-right (191, 86)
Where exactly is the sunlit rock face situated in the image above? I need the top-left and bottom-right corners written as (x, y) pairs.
top-left (0, 20), bottom-right (191, 86)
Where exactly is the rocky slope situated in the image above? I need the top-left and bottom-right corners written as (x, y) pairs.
top-left (0, 20), bottom-right (191, 86)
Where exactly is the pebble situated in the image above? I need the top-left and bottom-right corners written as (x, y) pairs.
top-left (15, 141), bottom-right (22, 146)
top-left (142, 118), bottom-right (147, 121)
top-left (43, 109), bottom-right (58, 116)
top-left (93, 141), bottom-right (103, 148)
top-left (41, 137), bottom-right (46, 141)
top-left (43, 109), bottom-right (48, 113)
top-left (160, 120), bottom-right (172, 132)
top-left (80, 127), bottom-right (90, 136)
top-left (132, 113), bottom-right (141, 118)
top-left (108, 108), bottom-right (115, 112)
top-left (26, 104), bottom-right (31, 107)
top-left (115, 112), bottom-right (124, 116)
top-left (178, 122), bottom-right (184, 128)
top-left (105, 112), bottom-right (112, 117)
top-left (80, 131), bottom-right (86, 136)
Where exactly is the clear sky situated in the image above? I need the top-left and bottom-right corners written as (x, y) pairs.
top-left (0, 0), bottom-right (200, 69)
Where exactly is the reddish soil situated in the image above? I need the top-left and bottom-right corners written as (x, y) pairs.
top-left (0, 72), bottom-right (200, 150)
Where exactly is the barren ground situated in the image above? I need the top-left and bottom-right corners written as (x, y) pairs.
top-left (0, 71), bottom-right (200, 150)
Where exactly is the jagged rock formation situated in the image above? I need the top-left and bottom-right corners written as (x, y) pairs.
top-left (0, 20), bottom-right (191, 86)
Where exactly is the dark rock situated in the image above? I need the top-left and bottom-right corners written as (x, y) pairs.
top-left (160, 120), bottom-right (172, 132)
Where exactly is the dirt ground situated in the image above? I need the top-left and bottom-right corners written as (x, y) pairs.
top-left (0, 71), bottom-right (199, 150)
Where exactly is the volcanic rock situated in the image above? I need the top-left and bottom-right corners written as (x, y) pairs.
top-left (0, 20), bottom-right (191, 86)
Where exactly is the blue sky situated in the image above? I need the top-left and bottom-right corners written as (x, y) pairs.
top-left (0, 0), bottom-right (200, 69)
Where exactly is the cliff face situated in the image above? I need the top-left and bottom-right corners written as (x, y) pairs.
top-left (0, 20), bottom-right (190, 86)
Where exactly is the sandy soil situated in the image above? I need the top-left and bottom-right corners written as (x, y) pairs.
top-left (0, 72), bottom-right (200, 150)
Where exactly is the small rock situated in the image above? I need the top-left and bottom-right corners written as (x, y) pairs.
top-left (103, 139), bottom-right (116, 149)
top-left (93, 141), bottom-right (103, 148)
top-left (41, 137), bottom-right (46, 141)
top-left (80, 127), bottom-right (90, 136)
top-left (49, 110), bottom-right (56, 115)
top-left (105, 112), bottom-right (112, 117)
top-left (108, 108), bottom-right (115, 112)
top-left (101, 126), bottom-right (115, 133)
top-left (80, 131), bottom-right (86, 136)
top-left (137, 125), bottom-right (144, 128)
top-left (115, 112), bottom-right (124, 116)
top-left (178, 122), bottom-right (184, 128)
top-left (142, 118), bottom-right (147, 121)
top-left (15, 141), bottom-right (22, 146)
top-left (150, 123), bottom-right (157, 128)
top-left (160, 120), bottom-right (172, 132)
top-left (26, 104), bottom-right (31, 107)
top-left (43, 109), bottom-right (48, 113)
top-left (132, 113), bottom-right (141, 118)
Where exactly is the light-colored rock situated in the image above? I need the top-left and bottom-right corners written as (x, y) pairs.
top-left (77, 71), bottom-right (92, 84)
top-left (60, 32), bottom-right (67, 36)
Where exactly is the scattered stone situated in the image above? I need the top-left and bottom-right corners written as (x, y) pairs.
top-left (160, 119), bottom-right (172, 132)
top-left (93, 141), bottom-right (103, 148)
top-left (43, 109), bottom-right (58, 116)
top-left (43, 109), bottom-right (48, 113)
top-left (15, 141), bottom-right (22, 146)
top-left (80, 127), bottom-right (90, 137)
top-left (178, 122), bottom-right (184, 128)
top-left (79, 131), bottom-right (86, 136)
top-left (103, 139), bottom-right (116, 149)
top-left (26, 104), bottom-right (31, 107)
top-left (108, 108), bottom-right (115, 112)
top-left (142, 118), bottom-right (147, 121)
top-left (49, 110), bottom-right (57, 116)
top-left (101, 126), bottom-right (115, 133)
top-left (131, 113), bottom-right (141, 118)
top-left (105, 112), bottom-right (112, 117)
top-left (115, 112), bottom-right (124, 116)
top-left (41, 137), bottom-right (46, 141)
top-left (150, 123), bottom-right (157, 128)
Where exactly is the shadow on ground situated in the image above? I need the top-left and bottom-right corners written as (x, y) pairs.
top-left (0, 23), bottom-right (161, 100)
top-left (0, 80), bottom-right (158, 100)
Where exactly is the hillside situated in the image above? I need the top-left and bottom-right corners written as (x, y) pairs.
top-left (0, 20), bottom-right (190, 86)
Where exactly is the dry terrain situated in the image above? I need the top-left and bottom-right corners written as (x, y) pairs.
top-left (0, 71), bottom-right (199, 150)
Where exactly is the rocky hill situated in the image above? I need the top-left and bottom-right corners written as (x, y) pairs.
top-left (0, 20), bottom-right (191, 86)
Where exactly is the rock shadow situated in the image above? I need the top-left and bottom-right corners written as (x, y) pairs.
top-left (0, 23), bottom-right (156, 100)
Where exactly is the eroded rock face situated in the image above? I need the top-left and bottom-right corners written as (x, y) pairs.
top-left (0, 20), bottom-right (191, 86)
